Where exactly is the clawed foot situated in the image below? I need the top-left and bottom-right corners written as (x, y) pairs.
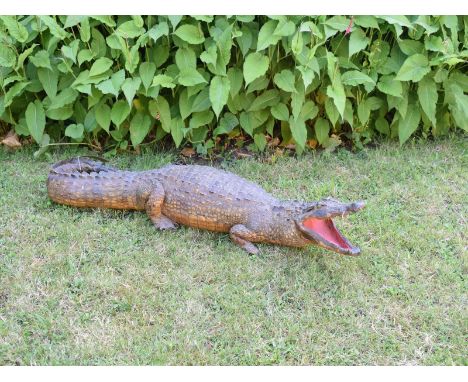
top-left (151, 216), bottom-right (178, 230)
top-left (229, 224), bottom-right (260, 255)
top-left (242, 242), bottom-right (259, 255)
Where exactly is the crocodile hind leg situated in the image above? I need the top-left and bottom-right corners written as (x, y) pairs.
top-left (144, 183), bottom-right (178, 230)
top-left (229, 224), bottom-right (260, 255)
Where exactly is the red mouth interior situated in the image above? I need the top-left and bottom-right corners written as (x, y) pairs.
top-left (303, 217), bottom-right (351, 250)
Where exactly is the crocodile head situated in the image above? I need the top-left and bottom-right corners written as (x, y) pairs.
top-left (294, 197), bottom-right (365, 256)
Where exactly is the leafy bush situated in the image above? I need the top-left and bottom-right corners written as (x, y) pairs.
top-left (0, 15), bottom-right (467, 155)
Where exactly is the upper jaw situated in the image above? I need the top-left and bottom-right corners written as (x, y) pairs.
top-left (300, 198), bottom-right (366, 219)
top-left (294, 198), bottom-right (365, 256)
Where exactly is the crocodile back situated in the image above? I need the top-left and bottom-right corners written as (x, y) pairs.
top-left (155, 165), bottom-right (276, 232)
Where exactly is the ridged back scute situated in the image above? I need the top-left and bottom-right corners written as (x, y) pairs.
top-left (49, 157), bottom-right (118, 176)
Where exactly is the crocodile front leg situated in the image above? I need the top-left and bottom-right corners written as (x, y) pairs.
top-left (229, 224), bottom-right (260, 255)
top-left (144, 182), bottom-right (178, 230)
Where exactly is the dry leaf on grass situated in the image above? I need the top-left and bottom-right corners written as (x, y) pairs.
top-left (268, 137), bottom-right (280, 147)
top-left (181, 147), bottom-right (196, 157)
top-left (1, 131), bottom-right (22, 149)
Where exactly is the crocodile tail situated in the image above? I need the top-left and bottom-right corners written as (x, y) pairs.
top-left (47, 157), bottom-right (142, 210)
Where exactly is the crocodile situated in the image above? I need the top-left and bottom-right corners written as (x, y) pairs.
top-left (47, 157), bottom-right (365, 255)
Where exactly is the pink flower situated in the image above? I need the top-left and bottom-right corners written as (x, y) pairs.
top-left (345, 16), bottom-right (354, 36)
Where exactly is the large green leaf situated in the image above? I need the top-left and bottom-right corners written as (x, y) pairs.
top-left (130, 112), bottom-right (152, 146)
top-left (111, 100), bottom-right (131, 127)
top-left (378, 15), bottom-right (413, 29)
top-left (357, 100), bottom-right (371, 125)
top-left (326, 84), bottom-right (346, 119)
top-left (291, 88), bottom-right (305, 121)
top-left (273, 70), bottom-right (297, 92)
top-left (191, 88), bottom-right (211, 113)
top-left (326, 52), bottom-right (346, 118)
top-left (89, 57), bottom-right (114, 77)
top-left (349, 28), bottom-right (370, 57)
top-left (149, 96), bottom-right (172, 133)
top-left (90, 16), bottom-right (116, 27)
top-left (61, 40), bottom-right (80, 64)
top-left (65, 123), bottom-right (84, 140)
top-left (77, 49), bottom-right (94, 66)
top-left (243, 52), bottom-right (269, 86)
top-left (49, 88), bottom-right (78, 110)
top-left (289, 116), bottom-right (307, 151)
top-left (213, 113), bottom-right (239, 136)
top-left (396, 54), bottom-right (430, 82)
top-left (227, 68), bottom-right (243, 97)
top-left (37, 68), bottom-right (58, 98)
top-left (354, 16), bottom-right (380, 29)
top-left (444, 83), bottom-right (468, 132)
top-left (274, 19), bottom-right (295, 37)
top-left (296, 66), bottom-right (315, 90)
top-left (375, 117), bottom-right (390, 135)
top-left (315, 118), bottom-right (330, 145)
top-left (300, 101), bottom-right (319, 121)
top-left (398, 104), bottom-right (421, 145)
top-left (139, 62), bottom-right (156, 90)
top-left (116, 20), bottom-right (145, 38)
top-left (417, 76), bottom-right (438, 126)
top-left (254, 133), bottom-right (267, 151)
top-left (341, 70), bottom-right (375, 86)
top-left (398, 39), bottom-right (424, 56)
top-left (171, 118), bottom-right (185, 147)
top-left (249, 90), bottom-right (280, 112)
top-left (0, 16), bottom-right (28, 43)
top-left (95, 103), bottom-right (111, 133)
top-left (3, 81), bottom-right (29, 107)
top-left (325, 99), bottom-right (339, 126)
top-left (324, 16), bottom-right (349, 31)
top-left (377, 75), bottom-right (403, 97)
top-left (29, 50), bottom-right (51, 69)
top-left (175, 47), bottom-right (196, 71)
top-left (189, 110), bottom-right (214, 130)
top-left (200, 45), bottom-right (217, 66)
top-left (209, 76), bottom-right (230, 119)
top-left (291, 30), bottom-right (303, 56)
top-left (256, 20), bottom-right (281, 51)
top-left (25, 100), bottom-right (46, 144)
top-left (46, 105), bottom-right (73, 121)
top-left (38, 16), bottom-right (69, 39)
top-left (148, 22), bottom-right (169, 42)
top-left (168, 16), bottom-right (183, 29)
top-left (95, 70), bottom-right (125, 97)
top-left (239, 112), bottom-right (254, 136)
top-left (173, 24), bottom-right (205, 44)
top-left (121, 77), bottom-right (141, 105)
top-left (271, 103), bottom-right (289, 122)
top-left (236, 25), bottom-right (253, 56)
top-left (79, 18), bottom-right (90, 42)
top-left (152, 74), bottom-right (175, 89)
top-left (246, 76), bottom-right (269, 94)
top-left (178, 68), bottom-right (207, 86)
top-left (0, 44), bottom-right (16, 67)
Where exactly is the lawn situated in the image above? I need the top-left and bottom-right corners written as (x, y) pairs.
top-left (0, 140), bottom-right (466, 365)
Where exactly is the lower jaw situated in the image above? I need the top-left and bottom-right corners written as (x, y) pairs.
top-left (302, 218), bottom-right (358, 254)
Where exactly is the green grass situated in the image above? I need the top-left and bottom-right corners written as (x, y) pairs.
top-left (0, 140), bottom-right (466, 365)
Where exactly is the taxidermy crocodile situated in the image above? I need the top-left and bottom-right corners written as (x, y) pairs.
top-left (47, 157), bottom-right (365, 255)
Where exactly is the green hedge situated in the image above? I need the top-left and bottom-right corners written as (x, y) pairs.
top-left (0, 15), bottom-right (467, 155)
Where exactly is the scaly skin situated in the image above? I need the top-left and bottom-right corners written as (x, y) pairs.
top-left (47, 157), bottom-right (365, 255)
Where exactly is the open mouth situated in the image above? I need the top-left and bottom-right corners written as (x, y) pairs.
top-left (295, 199), bottom-right (365, 256)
